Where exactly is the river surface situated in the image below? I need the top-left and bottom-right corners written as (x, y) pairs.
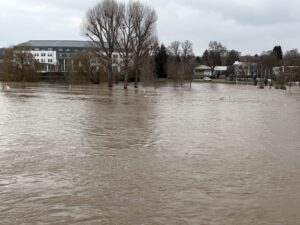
top-left (0, 83), bottom-right (300, 225)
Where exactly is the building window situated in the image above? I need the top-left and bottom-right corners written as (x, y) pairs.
top-left (41, 59), bottom-right (45, 63)
top-left (48, 53), bottom-right (53, 57)
top-left (59, 48), bottom-right (63, 51)
top-left (49, 65), bottom-right (55, 71)
top-left (48, 59), bottom-right (53, 63)
top-left (41, 53), bottom-right (46, 57)
top-left (34, 53), bottom-right (39, 57)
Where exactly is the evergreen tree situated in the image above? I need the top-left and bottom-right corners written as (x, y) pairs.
top-left (273, 45), bottom-right (283, 60)
top-left (155, 44), bottom-right (168, 78)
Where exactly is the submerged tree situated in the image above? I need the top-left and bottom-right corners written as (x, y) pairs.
top-left (181, 40), bottom-right (194, 87)
top-left (167, 41), bottom-right (182, 82)
top-left (71, 50), bottom-right (99, 84)
top-left (131, 1), bottom-right (158, 88)
top-left (117, 1), bottom-right (135, 89)
top-left (82, 0), bottom-right (123, 88)
top-left (82, 0), bottom-right (157, 89)
top-left (140, 39), bottom-right (159, 87)
top-left (13, 44), bottom-right (39, 82)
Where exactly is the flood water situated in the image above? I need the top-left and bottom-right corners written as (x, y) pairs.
top-left (0, 82), bottom-right (300, 225)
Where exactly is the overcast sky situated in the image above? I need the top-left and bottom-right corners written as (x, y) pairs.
top-left (1, 0), bottom-right (299, 55)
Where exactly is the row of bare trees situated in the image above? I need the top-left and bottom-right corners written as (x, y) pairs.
top-left (166, 40), bottom-right (195, 87)
top-left (81, 0), bottom-right (158, 89)
top-left (0, 45), bottom-right (41, 82)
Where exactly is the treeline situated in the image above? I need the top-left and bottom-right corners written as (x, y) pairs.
top-left (0, 46), bottom-right (41, 82)
top-left (1, 0), bottom-right (300, 87)
top-left (81, 0), bottom-right (157, 89)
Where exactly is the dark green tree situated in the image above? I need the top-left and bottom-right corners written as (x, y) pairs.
top-left (155, 44), bottom-right (168, 78)
top-left (195, 56), bottom-right (201, 64)
top-left (273, 45), bottom-right (283, 60)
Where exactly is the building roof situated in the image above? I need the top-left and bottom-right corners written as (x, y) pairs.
top-left (233, 61), bottom-right (257, 66)
top-left (194, 65), bottom-right (211, 70)
top-left (214, 66), bottom-right (227, 71)
top-left (20, 40), bottom-right (96, 48)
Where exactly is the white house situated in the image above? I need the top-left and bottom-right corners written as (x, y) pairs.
top-left (193, 65), bottom-right (227, 78)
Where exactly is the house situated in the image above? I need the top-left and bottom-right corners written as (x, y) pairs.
top-left (233, 61), bottom-right (257, 77)
top-left (193, 65), bottom-right (211, 78)
top-left (193, 65), bottom-right (227, 78)
top-left (214, 66), bottom-right (228, 78)
top-left (15, 40), bottom-right (122, 74)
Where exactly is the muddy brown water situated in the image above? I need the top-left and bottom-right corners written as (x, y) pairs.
top-left (0, 83), bottom-right (300, 225)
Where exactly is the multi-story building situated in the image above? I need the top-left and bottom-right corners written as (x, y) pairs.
top-left (18, 40), bottom-right (121, 74)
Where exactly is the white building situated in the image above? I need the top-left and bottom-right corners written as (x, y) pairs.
top-left (193, 65), bottom-right (227, 78)
top-left (18, 40), bottom-right (122, 74)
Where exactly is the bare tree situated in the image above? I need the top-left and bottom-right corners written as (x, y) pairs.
top-left (284, 49), bottom-right (300, 84)
top-left (0, 48), bottom-right (14, 81)
top-left (117, 1), bottom-right (136, 89)
top-left (13, 44), bottom-right (36, 82)
top-left (82, 0), bottom-right (123, 88)
top-left (140, 38), bottom-right (159, 87)
top-left (71, 50), bottom-right (99, 84)
top-left (181, 40), bottom-right (194, 87)
top-left (202, 41), bottom-right (226, 78)
top-left (131, 1), bottom-right (158, 88)
top-left (284, 49), bottom-right (300, 66)
top-left (168, 41), bottom-right (181, 57)
top-left (167, 41), bottom-right (182, 85)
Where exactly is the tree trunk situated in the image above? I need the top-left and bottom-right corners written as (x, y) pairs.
top-left (181, 63), bottom-right (185, 87)
top-left (22, 66), bottom-right (25, 83)
top-left (134, 68), bottom-right (139, 88)
top-left (115, 71), bottom-right (119, 84)
top-left (108, 64), bottom-right (113, 88)
top-left (124, 68), bottom-right (128, 90)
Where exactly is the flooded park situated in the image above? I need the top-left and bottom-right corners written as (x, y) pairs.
top-left (0, 82), bottom-right (300, 225)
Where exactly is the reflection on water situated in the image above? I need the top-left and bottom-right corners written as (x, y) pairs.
top-left (0, 83), bottom-right (300, 225)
